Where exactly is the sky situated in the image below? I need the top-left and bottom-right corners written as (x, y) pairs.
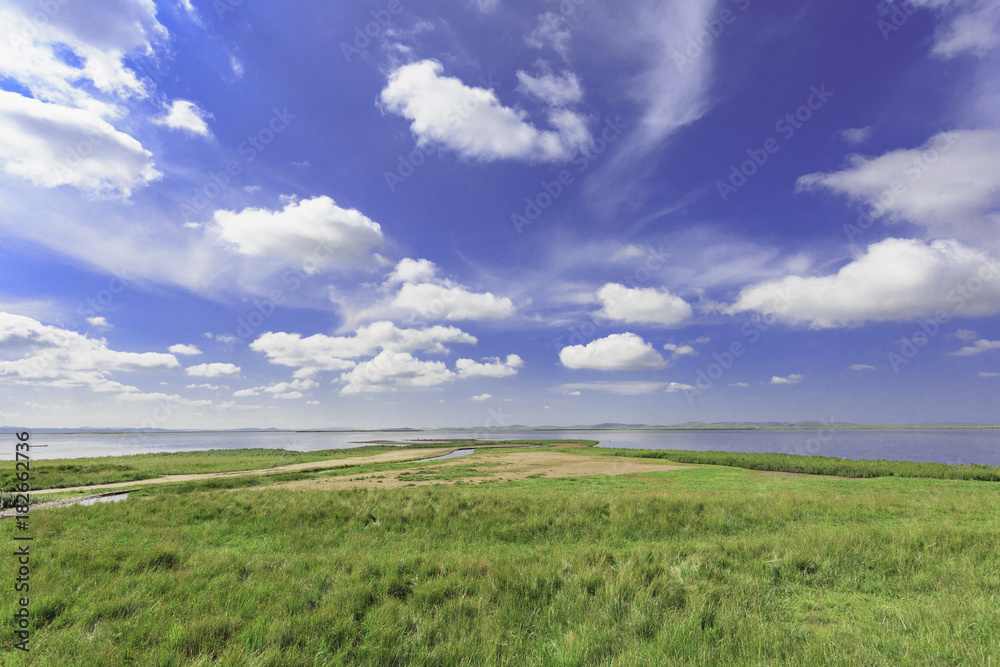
top-left (0, 0), bottom-right (999, 430)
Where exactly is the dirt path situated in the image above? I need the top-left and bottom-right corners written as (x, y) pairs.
top-left (22, 448), bottom-right (453, 496)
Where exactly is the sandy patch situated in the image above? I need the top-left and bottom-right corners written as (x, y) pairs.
top-left (269, 451), bottom-right (695, 491)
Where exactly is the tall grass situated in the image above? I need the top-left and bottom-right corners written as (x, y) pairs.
top-left (603, 448), bottom-right (1000, 480)
top-left (3, 466), bottom-right (999, 665)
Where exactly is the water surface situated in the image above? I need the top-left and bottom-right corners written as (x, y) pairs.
top-left (4, 428), bottom-right (998, 466)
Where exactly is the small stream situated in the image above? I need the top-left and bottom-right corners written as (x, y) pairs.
top-left (412, 448), bottom-right (476, 463)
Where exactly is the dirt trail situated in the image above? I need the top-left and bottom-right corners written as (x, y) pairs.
top-left (22, 448), bottom-right (452, 496)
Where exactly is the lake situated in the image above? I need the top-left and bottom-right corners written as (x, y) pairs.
top-left (4, 428), bottom-right (1000, 465)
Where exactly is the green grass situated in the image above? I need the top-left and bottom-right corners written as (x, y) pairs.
top-left (3, 453), bottom-right (1000, 665)
top-left (602, 448), bottom-right (1000, 481)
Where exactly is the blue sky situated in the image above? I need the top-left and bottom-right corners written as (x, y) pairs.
top-left (1, 0), bottom-right (999, 429)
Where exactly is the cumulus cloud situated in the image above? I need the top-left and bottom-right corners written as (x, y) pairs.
top-left (379, 59), bottom-right (591, 162)
top-left (559, 333), bottom-right (666, 371)
top-left (456, 354), bottom-right (524, 378)
top-left (339, 351), bottom-right (455, 394)
top-left (949, 339), bottom-right (1000, 356)
top-left (850, 363), bottom-right (876, 370)
top-left (392, 283), bottom-right (516, 321)
top-left (516, 70), bottom-right (583, 106)
top-left (471, 393), bottom-right (492, 401)
top-left (797, 129), bottom-right (1000, 242)
top-left (770, 374), bottom-right (803, 385)
top-left (169, 344), bottom-right (202, 356)
top-left (212, 196), bottom-right (385, 272)
top-left (727, 238), bottom-right (1000, 328)
top-left (87, 316), bottom-right (112, 330)
top-left (0, 91), bottom-right (160, 198)
top-left (595, 283), bottom-right (693, 327)
top-left (153, 99), bottom-right (212, 137)
top-left (0, 312), bottom-right (178, 391)
top-left (351, 257), bottom-right (516, 324)
top-left (250, 322), bottom-right (477, 376)
top-left (186, 362), bottom-right (240, 378)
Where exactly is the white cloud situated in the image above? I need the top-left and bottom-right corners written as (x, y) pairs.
top-left (0, 0), bottom-right (165, 111)
top-left (595, 283), bottom-right (693, 327)
top-left (0, 312), bottom-right (177, 391)
top-left (186, 383), bottom-right (220, 390)
top-left (516, 70), bottom-right (583, 106)
top-left (392, 283), bottom-right (516, 321)
top-left (662, 343), bottom-right (696, 357)
top-left (250, 322), bottom-right (477, 376)
top-left (387, 257), bottom-right (438, 284)
top-left (273, 391), bottom-right (303, 400)
top-left (770, 374), bottom-right (803, 385)
top-left (87, 316), bottom-right (112, 330)
top-left (379, 59), bottom-right (591, 163)
top-left (956, 329), bottom-right (978, 341)
top-left (728, 238), bottom-right (1000, 328)
top-left (558, 381), bottom-right (667, 395)
top-left (186, 362), bottom-right (240, 378)
top-left (456, 354), bottom-right (524, 378)
top-left (212, 196), bottom-right (385, 272)
top-left (729, 382), bottom-right (749, 388)
top-left (471, 393), bottom-right (492, 401)
top-left (797, 129), bottom-right (1000, 242)
top-left (0, 91), bottom-right (160, 198)
top-left (979, 371), bottom-right (1000, 377)
top-left (339, 351), bottom-right (455, 394)
top-left (169, 344), bottom-right (202, 356)
top-left (233, 388), bottom-right (260, 397)
top-left (664, 382), bottom-right (695, 393)
top-left (525, 12), bottom-right (572, 59)
top-left (839, 126), bottom-right (872, 144)
top-left (949, 339), bottom-right (1000, 356)
top-left (908, 0), bottom-right (1000, 58)
top-left (115, 392), bottom-right (211, 406)
top-left (559, 333), bottom-right (666, 371)
top-left (153, 99), bottom-right (212, 137)
top-left (260, 379), bottom-right (318, 394)
top-left (352, 257), bottom-right (516, 323)
top-left (850, 363), bottom-right (876, 371)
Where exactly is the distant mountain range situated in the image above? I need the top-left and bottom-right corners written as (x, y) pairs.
top-left (3, 421), bottom-right (997, 434)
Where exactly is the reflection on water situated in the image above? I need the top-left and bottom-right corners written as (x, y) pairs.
top-left (79, 493), bottom-right (129, 507)
top-left (413, 448), bottom-right (476, 463)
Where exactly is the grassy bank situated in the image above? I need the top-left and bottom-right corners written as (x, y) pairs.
top-left (2, 449), bottom-right (999, 665)
top-left (601, 448), bottom-right (1000, 481)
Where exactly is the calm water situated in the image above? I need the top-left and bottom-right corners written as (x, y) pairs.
top-left (3, 428), bottom-right (999, 465)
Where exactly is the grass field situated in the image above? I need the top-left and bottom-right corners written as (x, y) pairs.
top-left (2, 442), bottom-right (999, 665)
